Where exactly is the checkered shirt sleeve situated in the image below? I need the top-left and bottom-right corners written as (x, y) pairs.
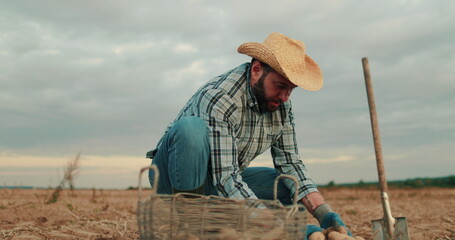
top-left (271, 108), bottom-right (319, 201)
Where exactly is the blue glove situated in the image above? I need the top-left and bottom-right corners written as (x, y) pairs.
top-left (305, 225), bottom-right (323, 240)
top-left (321, 212), bottom-right (352, 236)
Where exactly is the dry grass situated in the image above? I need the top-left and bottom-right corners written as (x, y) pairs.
top-left (46, 153), bottom-right (81, 204)
top-left (1, 189), bottom-right (138, 239)
top-left (1, 188), bottom-right (454, 239)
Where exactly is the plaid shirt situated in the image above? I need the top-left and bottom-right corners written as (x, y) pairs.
top-left (148, 63), bottom-right (318, 201)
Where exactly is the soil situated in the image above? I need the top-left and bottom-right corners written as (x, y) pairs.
top-left (1, 187), bottom-right (454, 239)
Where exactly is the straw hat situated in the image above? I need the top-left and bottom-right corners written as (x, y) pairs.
top-left (237, 32), bottom-right (323, 91)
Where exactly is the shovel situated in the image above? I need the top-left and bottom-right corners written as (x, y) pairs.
top-left (362, 57), bottom-right (410, 240)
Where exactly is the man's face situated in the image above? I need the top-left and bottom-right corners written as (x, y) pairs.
top-left (251, 62), bottom-right (297, 113)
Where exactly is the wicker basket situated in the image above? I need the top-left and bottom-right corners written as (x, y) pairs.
top-left (137, 165), bottom-right (307, 240)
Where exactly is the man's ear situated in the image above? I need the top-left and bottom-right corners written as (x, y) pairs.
top-left (250, 60), bottom-right (263, 85)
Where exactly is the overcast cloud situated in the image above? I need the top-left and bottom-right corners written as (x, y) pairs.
top-left (1, 0), bottom-right (454, 189)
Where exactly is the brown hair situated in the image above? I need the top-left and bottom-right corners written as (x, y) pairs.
top-left (251, 58), bottom-right (275, 76)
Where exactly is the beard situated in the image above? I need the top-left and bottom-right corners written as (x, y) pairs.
top-left (252, 73), bottom-right (282, 113)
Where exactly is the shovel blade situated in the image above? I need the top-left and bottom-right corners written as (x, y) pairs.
top-left (372, 217), bottom-right (410, 240)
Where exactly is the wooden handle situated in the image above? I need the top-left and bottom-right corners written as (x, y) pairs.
top-left (362, 57), bottom-right (388, 194)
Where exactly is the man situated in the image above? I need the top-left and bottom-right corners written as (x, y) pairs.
top-left (146, 32), bottom-right (351, 238)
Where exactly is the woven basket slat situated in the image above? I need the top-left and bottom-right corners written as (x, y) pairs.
top-left (137, 166), bottom-right (307, 240)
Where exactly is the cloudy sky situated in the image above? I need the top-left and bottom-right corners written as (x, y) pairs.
top-left (1, 0), bottom-right (454, 189)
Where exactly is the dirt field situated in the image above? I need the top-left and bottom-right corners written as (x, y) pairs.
top-left (1, 187), bottom-right (454, 239)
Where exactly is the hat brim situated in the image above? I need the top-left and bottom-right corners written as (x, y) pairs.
top-left (238, 42), bottom-right (323, 91)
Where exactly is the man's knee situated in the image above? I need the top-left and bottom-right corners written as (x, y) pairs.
top-left (173, 116), bottom-right (209, 148)
top-left (242, 167), bottom-right (293, 205)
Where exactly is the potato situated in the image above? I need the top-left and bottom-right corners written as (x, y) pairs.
top-left (336, 227), bottom-right (348, 235)
top-left (327, 231), bottom-right (355, 240)
top-left (322, 225), bottom-right (365, 240)
top-left (323, 226), bottom-right (348, 235)
top-left (309, 231), bottom-right (325, 240)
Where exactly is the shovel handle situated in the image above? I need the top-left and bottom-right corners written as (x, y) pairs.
top-left (362, 57), bottom-right (388, 193)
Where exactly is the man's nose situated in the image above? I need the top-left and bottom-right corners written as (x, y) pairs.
top-left (279, 89), bottom-right (291, 102)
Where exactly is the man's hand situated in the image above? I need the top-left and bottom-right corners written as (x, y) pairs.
top-left (320, 212), bottom-right (352, 236)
